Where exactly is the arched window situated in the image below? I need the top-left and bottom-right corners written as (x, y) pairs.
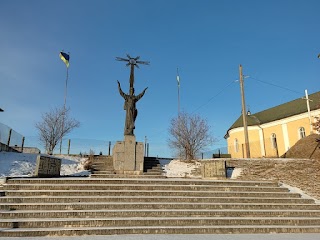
top-left (299, 127), bottom-right (306, 139)
top-left (234, 138), bottom-right (239, 152)
top-left (271, 133), bottom-right (277, 149)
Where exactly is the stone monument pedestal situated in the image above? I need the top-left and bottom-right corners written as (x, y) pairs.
top-left (112, 135), bottom-right (144, 175)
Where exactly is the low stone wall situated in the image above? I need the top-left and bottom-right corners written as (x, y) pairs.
top-left (0, 143), bottom-right (20, 152)
top-left (13, 147), bottom-right (40, 154)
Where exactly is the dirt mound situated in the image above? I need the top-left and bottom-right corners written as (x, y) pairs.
top-left (282, 134), bottom-right (320, 159)
top-left (227, 158), bottom-right (320, 200)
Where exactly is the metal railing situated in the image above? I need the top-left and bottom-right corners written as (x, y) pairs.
top-left (0, 122), bottom-right (24, 152)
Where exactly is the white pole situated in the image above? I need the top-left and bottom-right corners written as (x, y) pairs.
top-left (177, 68), bottom-right (180, 115)
top-left (177, 67), bottom-right (181, 159)
top-left (305, 89), bottom-right (313, 134)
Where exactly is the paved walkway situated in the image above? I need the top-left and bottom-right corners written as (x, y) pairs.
top-left (1, 234), bottom-right (320, 240)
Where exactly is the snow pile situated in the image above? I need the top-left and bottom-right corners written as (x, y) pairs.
top-left (0, 152), bottom-right (89, 179)
top-left (163, 160), bottom-right (201, 178)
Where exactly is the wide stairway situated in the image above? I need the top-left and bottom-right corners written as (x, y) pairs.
top-left (91, 156), bottom-right (165, 178)
top-left (1, 177), bottom-right (320, 237)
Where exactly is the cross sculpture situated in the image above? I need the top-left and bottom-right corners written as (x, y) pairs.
top-left (116, 54), bottom-right (149, 136)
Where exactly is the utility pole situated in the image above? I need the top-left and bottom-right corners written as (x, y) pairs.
top-left (239, 65), bottom-right (250, 158)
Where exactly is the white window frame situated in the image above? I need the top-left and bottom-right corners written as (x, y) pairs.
top-left (298, 127), bottom-right (306, 139)
top-left (234, 138), bottom-right (239, 152)
top-left (271, 133), bottom-right (277, 149)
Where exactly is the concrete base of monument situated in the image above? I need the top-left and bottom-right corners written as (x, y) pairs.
top-left (112, 135), bottom-right (144, 174)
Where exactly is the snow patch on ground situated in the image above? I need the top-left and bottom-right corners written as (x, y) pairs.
top-left (280, 182), bottom-right (320, 204)
top-left (227, 167), bottom-right (243, 179)
top-left (163, 160), bottom-right (201, 178)
top-left (0, 152), bottom-right (89, 180)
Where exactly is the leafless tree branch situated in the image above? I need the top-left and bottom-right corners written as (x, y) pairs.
top-left (35, 106), bottom-right (80, 154)
top-left (168, 112), bottom-right (214, 160)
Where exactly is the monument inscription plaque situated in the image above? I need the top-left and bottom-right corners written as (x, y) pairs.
top-left (34, 155), bottom-right (61, 177)
top-left (201, 160), bottom-right (226, 179)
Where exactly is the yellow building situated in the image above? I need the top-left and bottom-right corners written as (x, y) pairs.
top-left (224, 91), bottom-right (320, 158)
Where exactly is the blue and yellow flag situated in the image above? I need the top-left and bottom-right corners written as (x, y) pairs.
top-left (59, 52), bottom-right (70, 68)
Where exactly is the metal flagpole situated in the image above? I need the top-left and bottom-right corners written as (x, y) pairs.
top-left (177, 68), bottom-right (180, 115)
top-left (177, 68), bottom-right (182, 160)
top-left (59, 58), bottom-right (69, 154)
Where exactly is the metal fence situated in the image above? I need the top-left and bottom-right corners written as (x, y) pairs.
top-left (58, 138), bottom-right (115, 155)
top-left (0, 122), bottom-right (24, 152)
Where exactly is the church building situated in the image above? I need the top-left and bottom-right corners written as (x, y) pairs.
top-left (224, 91), bottom-right (320, 158)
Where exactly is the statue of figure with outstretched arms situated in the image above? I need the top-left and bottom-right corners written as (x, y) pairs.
top-left (116, 55), bottom-right (149, 136)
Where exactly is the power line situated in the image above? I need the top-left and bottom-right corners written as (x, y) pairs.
top-left (192, 79), bottom-right (238, 113)
top-left (249, 76), bottom-right (301, 95)
top-left (148, 79), bottom-right (238, 138)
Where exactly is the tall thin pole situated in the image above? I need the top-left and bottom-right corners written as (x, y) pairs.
top-left (64, 66), bottom-right (69, 109)
top-left (305, 89), bottom-right (313, 134)
top-left (239, 65), bottom-right (250, 158)
top-left (177, 68), bottom-right (182, 160)
top-left (177, 68), bottom-right (180, 115)
top-left (59, 64), bottom-right (69, 154)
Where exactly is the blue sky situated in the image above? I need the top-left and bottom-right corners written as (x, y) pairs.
top-left (0, 0), bottom-right (319, 156)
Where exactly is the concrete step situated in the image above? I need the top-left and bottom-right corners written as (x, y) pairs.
top-left (91, 171), bottom-right (115, 174)
top-left (2, 217), bottom-right (320, 229)
top-left (5, 178), bottom-right (280, 187)
top-left (2, 209), bottom-right (320, 219)
top-left (145, 168), bottom-right (163, 172)
top-left (92, 166), bottom-right (113, 170)
top-left (1, 176), bottom-right (319, 237)
top-left (1, 225), bottom-right (320, 237)
top-left (143, 164), bottom-right (163, 170)
top-left (92, 162), bottom-right (113, 165)
top-left (2, 202), bottom-right (319, 211)
top-left (2, 183), bottom-right (289, 192)
top-left (144, 163), bottom-right (161, 166)
top-left (90, 174), bottom-right (166, 178)
top-left (2, 190), bottom-right (302, 198)
top-left (0, 196), bottom-right (314, 204)
top-left (142, 172), bottom-right (164, 175)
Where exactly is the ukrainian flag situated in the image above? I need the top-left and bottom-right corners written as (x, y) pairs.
top-left (59, 51), bottom-right (70, 68)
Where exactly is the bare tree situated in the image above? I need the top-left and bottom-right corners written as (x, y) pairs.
top-left (168, 112), bottom-right (213, 160)
top-left (35, 107), bottom-right (80, 154)
top-left (313, 116), bottom-right (320, 133)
